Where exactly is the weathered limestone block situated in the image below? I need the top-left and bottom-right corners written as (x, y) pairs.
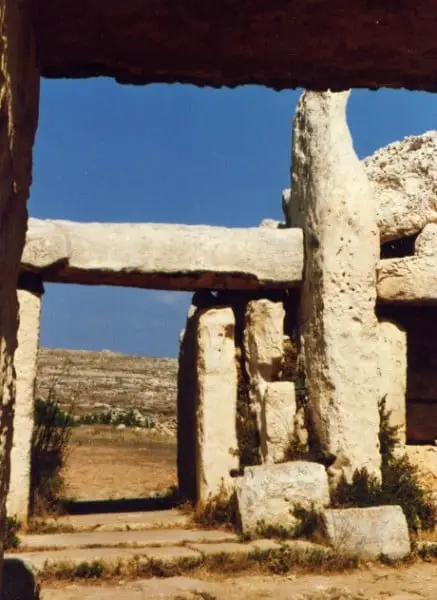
top-left (7, 282), bottom-right (43, 523)
top-left (364, 132), bottom-right (437, 243)
top-left (196, 307), bottom-right (239, 502)
top-left (377, 255), bottom-right (437, 304)
top-left (261, 381), bottom-right (296, 464)
top-left (318, 506), bottom-right (411, 560)
top-left (244, 299), bottom-right (285, 436)
top-left (0, 0), bottom-right (39, 585)
top-left (415, 222), bottom-right (437, 256)
top-left (21, 218), bottom-right (304, 291)
top-left (236, 461), bottom-right (330, 535)
top-left (378, 320), bottom-right (407, 448)
top-left (287, 90), bottom-right (381, 483)
top-left (286, 132), bottom-right (437, 244)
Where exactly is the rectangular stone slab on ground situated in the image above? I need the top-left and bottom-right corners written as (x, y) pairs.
top-left (318, 506), bottom-right (411, 560)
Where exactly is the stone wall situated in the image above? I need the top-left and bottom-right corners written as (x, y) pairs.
top-left (0, 0), bottom-right (39, 580)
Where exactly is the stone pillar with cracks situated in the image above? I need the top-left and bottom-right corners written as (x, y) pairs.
top-left (285, 90), bottom-right (381, 485)
top-left (0, 0), bottom-right (39, 585)
top-left (7, 275), bottom-right (44, 524)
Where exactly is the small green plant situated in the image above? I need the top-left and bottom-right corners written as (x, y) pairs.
top-left (235, 349), bottom-right (261, 469)
top-left (332, 397), bottom-right (437, 534)
top-left (194, 485), bottom-right (239, 531)
top-left (4, 517), bottom-right (21, 550)
top-left (30, 397), bottom-right (73, 515)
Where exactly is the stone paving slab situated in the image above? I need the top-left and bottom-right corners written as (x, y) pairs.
top-left (30, 509), bottom-right (190, 532)
top-left (7, 545), bottom-right (203, 573)
top-left (20, 527), bottom-right (237, 550)
top-left (188, 541), bottom-right (256, 557)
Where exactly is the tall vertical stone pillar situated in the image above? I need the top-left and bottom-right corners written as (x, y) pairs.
top-left (196, 307), bottom-right (239, 501)
top-left (7, 275), bottom-right (44, 523)
top-left (285, 91), bottom-right (381, 483)
top-left (0, 0), bottom-right (39, 580)
top-left (178, 301), bottom-right (239, 503)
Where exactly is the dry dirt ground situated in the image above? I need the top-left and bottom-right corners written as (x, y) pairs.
top-left (40, 563), bottom-right (437, 600)
top-left (63, 426), bottom-right (177, 501)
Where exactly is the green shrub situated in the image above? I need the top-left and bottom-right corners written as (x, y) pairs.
top-left (332, 397), bottom-right (437, 534)
top-left (30, 397), bottom-right (73, 515)
top-left (194, 486), bottom-right (239, 531)
top-left (4, 517), bottom-right (21, 550)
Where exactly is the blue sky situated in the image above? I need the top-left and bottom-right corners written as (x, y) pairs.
top-left (30, 81), bottom-right (437, 357)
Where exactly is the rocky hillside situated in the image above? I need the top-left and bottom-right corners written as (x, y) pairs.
top-left (35, 348), bottom-right (178, 424)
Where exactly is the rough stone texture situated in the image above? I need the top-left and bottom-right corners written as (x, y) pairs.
top-left (7, 287), bottom-right (43, 523)
top-left (21, 218), bottom-right (304, 291)
top-left (33, 0), bottom-right (437, 91)
top-left (405, 446), bottom-right (437, 500)
top-left (319, 506), bottom-right (411, 560)
top-left (261, 381), bottom-right (296, 464)
top-left (287, 91), bottom-right (381, 483)
top-left (364, 132), bottom-right (437, 243)
top-left (378, 320), bottom-right (407, 448)
top-left (377, 256), bottom-right (437, 304)
top-left (244, 299), bottom-right (285, 438)
top-left (196, 307), bottom-right (239, 501)
top-left (1, 558), bottom-right (40, 600)
top-left (236, 461), bottom-right (330, 535)
top-left (0, 0), bottom-right (39, 588)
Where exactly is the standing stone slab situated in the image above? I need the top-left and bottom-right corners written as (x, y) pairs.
top-left (319, 506), bottom-right (411, 560)
top-left (0, 0), bottom-right (39, 587)
top-left (378, 320), bottom-right (407, 449)
top-left (244, 299), bottom-right (285, 443)
top-left (196, 307), bottom-right (239, 502)
top-left (7, 283), bottom-right (43, 523)
top-left (236, 461), bottom-right (330, 535)
top-left (286, 90), bottom-right (381, 483)
top-left (261, 381), bottom-right (296, 464)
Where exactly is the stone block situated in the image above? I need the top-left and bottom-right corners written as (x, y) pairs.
top-left (7, 287), bottom-right (43, 523)
top-left (287, 90), bottom-right (381, 484)
top-left (261, 381), bottom-right (296, 463)
top-left (236, 461), bottom-right (330, 535)
top-left (318, 506), bottom-right (411, 560)
top-left (378, 320), bottom-right (407, 448)
top-left (196, 307), bottom-right (239, 501)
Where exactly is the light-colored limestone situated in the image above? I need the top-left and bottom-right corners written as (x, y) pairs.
top-left (415, 223), bottom-right (437, 256)
top-left (378, 320), bottom-right (407, 448)
top-left (261, 381), bottom-right (296, 464)
top-left (7, 287), bottom-right (42, 523)
top-left (405, 446), bottom-right (437, 502)
top-left (287, 90), bottom-right (381, 483)
top-left (236, 461), bottom-right (330, 535)
top-left (21, 218), bottom-right (304, 291)
top-left (377, 256), bottom-right (437, 303)
top-left (318, 506), bottom-right (411, 560)
top-left (364, 131), bottom-right (437, 243)
top-left (285, 132), bottom-right (437, 244)
top-left (0, 0), bottom-right (40, 587)
top-left (196, 307), bottom-right (239, 501)
top-left (244, 299), bottom-right (285, 440)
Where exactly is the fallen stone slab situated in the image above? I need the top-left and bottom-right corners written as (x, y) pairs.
top-left (19, 527), bottom-right (237, 551)
top-left (236, 461), bottom-right (330, 535)
top-left (318, 506), bottom-right (411, 560)
top-left (21, 218), bottom-right (304, 291)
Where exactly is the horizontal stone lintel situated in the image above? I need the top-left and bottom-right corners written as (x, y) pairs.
top-left (35, 1), bottom-right (437, 92)
top-left (20, 218), bottom-right (304, 291)
top-left (21, 219), bottom-right (437, 299)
